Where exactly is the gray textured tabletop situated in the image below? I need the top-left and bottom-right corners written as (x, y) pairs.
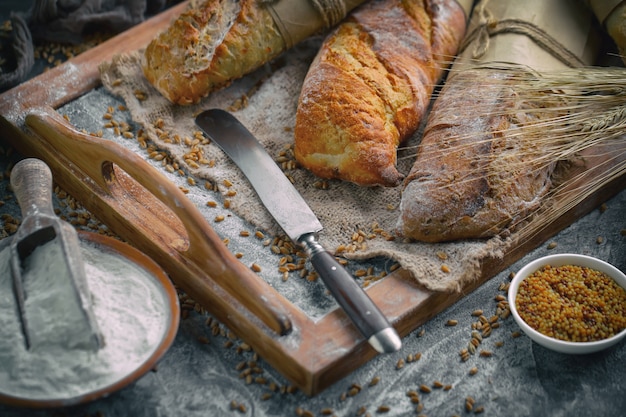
top-left (1, 2), bottom-right (625, 416)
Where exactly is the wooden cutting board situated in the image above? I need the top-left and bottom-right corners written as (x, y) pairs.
top-left (1, 1), bottom-right (625, 395)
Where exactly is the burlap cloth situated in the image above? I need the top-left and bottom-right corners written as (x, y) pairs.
top-left (99, 38), bottom-right (510, 293)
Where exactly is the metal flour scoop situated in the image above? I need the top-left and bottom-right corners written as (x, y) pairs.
top-left (0, 158), bottom-right (180, 408)
top-left (9, 158), bottom-right (102, 351)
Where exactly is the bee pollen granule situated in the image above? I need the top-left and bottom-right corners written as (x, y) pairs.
top-left (515, 264), bottom-right (626, 342)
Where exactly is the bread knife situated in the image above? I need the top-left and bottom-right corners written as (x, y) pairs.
top-left (195, 109), bottom-right (401, 353)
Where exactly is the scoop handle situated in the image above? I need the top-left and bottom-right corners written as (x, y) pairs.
top-left (11, 158), bottom-right (56, 220)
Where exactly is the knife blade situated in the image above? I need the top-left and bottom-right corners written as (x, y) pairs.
top-left (196, 109), bottom-right (401, 353)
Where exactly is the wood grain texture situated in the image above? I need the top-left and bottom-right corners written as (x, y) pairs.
top-left (0, 1), bottom-right (624, 395)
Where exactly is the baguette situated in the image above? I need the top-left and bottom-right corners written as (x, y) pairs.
top-left (142, 0), bottom-right (284, 105)
top-left (396, 0), bottom-right (601, 242)
top-left (396, 68), bottom-right (559, 242)
top-left (294, 0), bottom-right (468, 187)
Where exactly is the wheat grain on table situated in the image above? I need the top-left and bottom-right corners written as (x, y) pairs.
top-left (0, 1), bottom-right (625, 416)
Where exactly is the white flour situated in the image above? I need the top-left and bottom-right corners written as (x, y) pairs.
top-left (0, 237), bottom-right (173, 402)
top-left (21, 236), bottom-right (101, 352)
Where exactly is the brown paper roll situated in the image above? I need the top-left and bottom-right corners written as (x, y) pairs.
top-left (264, 0), bottom-right (366, 48)
top-left (456, 0), bottom-right (601, 71)
top-left (586, 0), bottom-right (626, 65)
top-left (585, 0), bottom-right (623, 23)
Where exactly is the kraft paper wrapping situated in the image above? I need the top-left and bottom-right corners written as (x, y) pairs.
top-left (585, 0), bottom-right (623, 23)
top-left (456, 0), bottom-right (600, 71)
top-left (265, 0), bottom-right (366, 48)
top-left (586, 0), bottom-right (626, 65)
top-left (267, 0), bottom-right (475, 49)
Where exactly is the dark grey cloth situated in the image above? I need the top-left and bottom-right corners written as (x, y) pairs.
top-left (29, 0), bottom-right (169, 43)
top-left (0, 0), bottom-right (175, 91)
top-left (0, 13), bottom-right (34, 91)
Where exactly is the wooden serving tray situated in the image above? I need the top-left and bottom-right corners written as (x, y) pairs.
top-left (1, 2), bottom-right (625, 395)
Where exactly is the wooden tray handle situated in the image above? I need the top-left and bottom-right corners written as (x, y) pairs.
top-left (24, 108), bottom-right (294, 336)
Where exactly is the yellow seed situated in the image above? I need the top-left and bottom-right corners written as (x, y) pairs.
top-left (441, 264), bottom-right (451, 273)
top-left (369, 376), bottom-right (381, 386)
top-left (465, 397), bottom-right (475, 412)
top-left (446, 319), bottom-right (458, 326)
top-left (516, 264), bottom-right (626, 342)
top-left (481, 326), bottom-right (492, 338)
top-left (251, 263), bottom-right (262, 272)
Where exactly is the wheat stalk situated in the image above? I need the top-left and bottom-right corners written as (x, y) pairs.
top-left (399, 64), bottom-right (626, 239)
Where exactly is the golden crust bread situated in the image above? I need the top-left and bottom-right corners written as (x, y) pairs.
top-left (397, 70), bottom-right (559, 242)
top-left (142, 0), bottom-right (284, 105)
top-left (294, 0), bottom-right (467, 187)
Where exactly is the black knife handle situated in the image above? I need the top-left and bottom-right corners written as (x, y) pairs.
top-left (299, 234), bottom-right (401, 353)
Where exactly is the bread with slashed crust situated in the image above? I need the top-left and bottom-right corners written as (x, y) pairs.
top-left (142, 0), bottom-right (284, 105)
top-left (294, 0), bottom-right (467, 187)
top-left (396, 69), bottom-right (560, 242)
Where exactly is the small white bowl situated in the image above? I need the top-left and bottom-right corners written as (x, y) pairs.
top-left (508, 253), bottom-right (626, 354)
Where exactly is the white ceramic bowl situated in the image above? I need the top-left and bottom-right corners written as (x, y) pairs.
top-left (508, 253), bottom-right (626, 354)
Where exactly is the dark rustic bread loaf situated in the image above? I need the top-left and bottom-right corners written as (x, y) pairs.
top-left (396, 68), bottom-right (559, 242)
top-left (294, 0), bottom-right (468, 187)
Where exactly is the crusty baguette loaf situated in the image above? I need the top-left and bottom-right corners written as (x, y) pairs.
top-left (294, 0), bottom-right (468, 187)
top-left (142, 0), bottom-right (284, 105)
top-left (396, 69), bottom-right (559, 242)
